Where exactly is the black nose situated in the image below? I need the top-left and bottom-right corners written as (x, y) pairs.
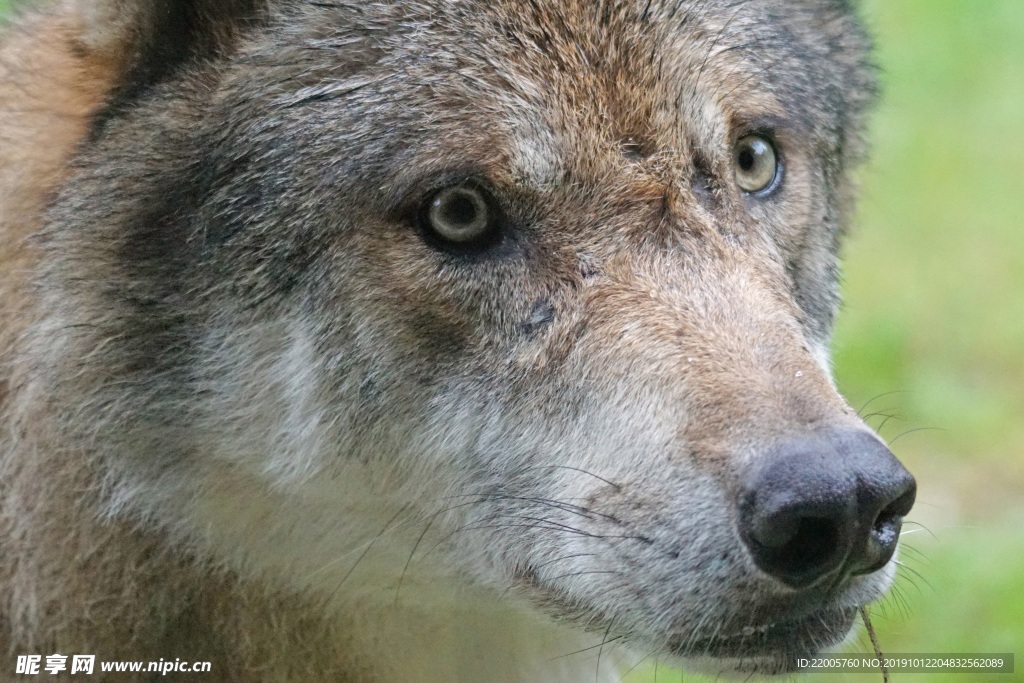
top-left (738, 429), bottom-right (916, 589)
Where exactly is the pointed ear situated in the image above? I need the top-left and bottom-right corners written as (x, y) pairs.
top-left (71, 0), bottom-right (264, 94)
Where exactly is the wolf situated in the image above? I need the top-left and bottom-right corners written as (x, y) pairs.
top-left (0, 0), bottom-right (916, 681)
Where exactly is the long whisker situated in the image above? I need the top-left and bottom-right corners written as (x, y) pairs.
top-left (440, 491), bottom-right (621, 523)
top-left (893, 559), bottom-right (935, 592)
top-left (324, 502), bottom-right (413, 601)
top-left (596, 617), bottom-right (617, 683)
top-left (901, 520), bottom-right (939, 540)
top-left (887, 426), bottom-right (945, 446)
top-left (516, 465), bottom-right (623, 491)
top-left (547, 635), bottom-right (625, 662)
top-left (857, 390), bottom-right (906, 416)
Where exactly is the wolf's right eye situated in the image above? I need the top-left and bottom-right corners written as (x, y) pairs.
top-left (733, 135), bottom-right (780, 194)
top-left (422, 185), bottom-right (497, 248)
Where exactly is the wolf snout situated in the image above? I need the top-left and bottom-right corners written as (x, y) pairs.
top-left (738, 429), bottom-right (916, 589)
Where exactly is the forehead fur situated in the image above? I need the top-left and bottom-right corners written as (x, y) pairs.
top-left (244, 0), bottom-right (876, 170)
top-left (79, 0), bottom-right (874, 179)
top-left (140, 0), bottom-right (872, 252)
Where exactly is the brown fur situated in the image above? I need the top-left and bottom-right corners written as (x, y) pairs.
top-left (0, 7), bottom-right (364, 682)
top-left (0, 11), bottom-right (103, 359)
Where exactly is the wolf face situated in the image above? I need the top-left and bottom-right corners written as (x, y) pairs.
top-left (3, 0), bottom-right (914, 679)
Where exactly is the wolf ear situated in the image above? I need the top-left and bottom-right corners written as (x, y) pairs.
top-left (72, 0), bottom-right (263, 96)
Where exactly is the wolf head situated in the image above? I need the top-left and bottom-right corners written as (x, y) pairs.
top-left (34, 0), bottom-right (914, 676)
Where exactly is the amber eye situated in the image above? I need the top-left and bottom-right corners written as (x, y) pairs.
top-left (424, 185), bottom-right (494, 245)
top-left (734, 135), bottom-right (780, 194)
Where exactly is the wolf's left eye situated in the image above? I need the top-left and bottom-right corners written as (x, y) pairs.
top-left (734, 135), bottom-right (780, 194)
top-left (423, 185), bottom-right (495, 247)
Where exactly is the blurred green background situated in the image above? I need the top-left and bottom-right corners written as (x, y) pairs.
top-left (1, 0), bottom-right (1020, 681)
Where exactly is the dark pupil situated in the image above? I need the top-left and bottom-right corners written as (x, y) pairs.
top-left (441, 191), bottom-right (480, 226)
top-left (738, 147), bottom-right (756, 172)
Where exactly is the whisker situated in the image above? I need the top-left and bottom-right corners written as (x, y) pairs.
top-left (875, 413), bottom-right (900, 433)
top-left (546, 570), bottom-right (619, 582)
top-left (307, 502), bottom-right (414, 579)
top-left (861, 410), bottom-right (902, 422)
top-left (894, 559), bottom-right (935, 592)
top-left (887, 426), bottom-right (945, 446)
top-left (596, 618), bottom-right (617, 683)
top-left (547, 635), bottom-right (625, 662)
top-left (534, 553), bottom-right (597, 570)
top-left (441, 491), bottom-right (621, 523)
top-left (516, 465), bottom-right (623, 491)
top-left (889, 583), bottom-right (913, 621)
top-left (857, 390), bottom-right (906, 416)
top-left (901, 520), bottom-right (939, 540)
top-left (325, 502), bottom-right (413, 601)
top-left (618, 647), bottom-right (657, 681)
top-left (897, 543), bottom-right (929, 562)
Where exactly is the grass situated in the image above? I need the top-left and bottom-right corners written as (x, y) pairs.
top-left (2, 0), bottom-right (1021, 681)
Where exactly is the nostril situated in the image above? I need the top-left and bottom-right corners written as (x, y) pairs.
top-left (873, 510), bottom-right (899, 545)
top-left (884, 482), bottom-right (917, 519)
top-left (876, 486), bottom-right (915, 537)
top-left (747, 513), bottom-right (846, 588)
top-left (853, 483), bottom-right (917, 575)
